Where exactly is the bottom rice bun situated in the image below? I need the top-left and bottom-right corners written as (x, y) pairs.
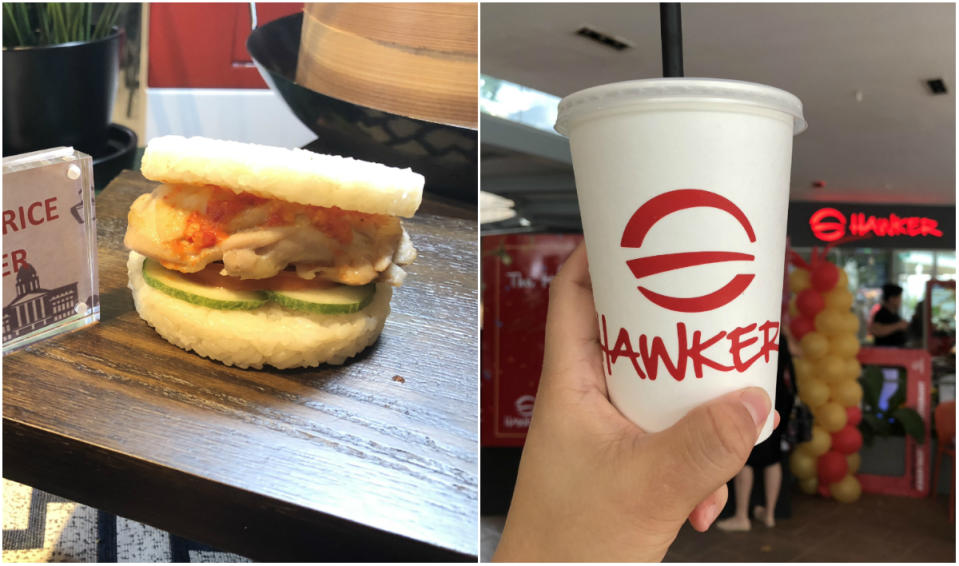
top-left (127, 251), bottom-right (392, 369)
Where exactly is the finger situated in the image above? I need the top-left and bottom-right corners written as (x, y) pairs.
top-left (774, 410), bottom-right (781, 430)
top-left (688, 484), bottom-right (728, 532)
top-left (642, 387), bottom-right (771, 518)
top-left (541, 241), bottom-right (605, 393)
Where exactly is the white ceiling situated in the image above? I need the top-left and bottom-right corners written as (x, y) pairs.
top-left (481, 2), bottom-right (956, 205)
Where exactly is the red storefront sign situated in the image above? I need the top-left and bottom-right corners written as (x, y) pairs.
top-left (481, 233), bottom-right (582, 446)
top-left (809, 208), bottom-right (944, 242)
top-left (787, 201), bottom-right (953, 248)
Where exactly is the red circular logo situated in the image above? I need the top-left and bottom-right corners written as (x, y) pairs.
top-left (621, 189), bottom-right (756, 313)
top-left (809, 207), bottom-right (846, 242)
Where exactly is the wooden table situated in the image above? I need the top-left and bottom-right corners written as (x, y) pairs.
top-left (3, 171), bottom-right (478, 561)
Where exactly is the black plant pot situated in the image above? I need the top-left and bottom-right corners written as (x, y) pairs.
top-left (2, 28), bottom-right (122, 157)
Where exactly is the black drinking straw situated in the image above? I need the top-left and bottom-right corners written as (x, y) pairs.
top-left (659, 3), bottom-right (684, 77)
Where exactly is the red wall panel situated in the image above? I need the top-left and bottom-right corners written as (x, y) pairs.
top-left (481, 234), bottom-right (583, 446)
top-left (149, 3), bottom-right (303, 88)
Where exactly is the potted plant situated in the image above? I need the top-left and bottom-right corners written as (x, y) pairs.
top-left (856, 365), bottom-right (926, 475)
top-left (3, 3), bottom-right (125, 157)
top-left (858, 365), bottom-right (926, 446)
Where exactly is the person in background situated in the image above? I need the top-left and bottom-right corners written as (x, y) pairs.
top-left (716, 332), bottom-right (797, 531)
top-left (869, 283), bottom-right (909, 347)
top-left (908, 299), bottom-right (925, 346)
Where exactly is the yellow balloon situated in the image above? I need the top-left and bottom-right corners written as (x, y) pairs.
top-left (846, 453), bottom-right (861, 474)
top-left (801, 331), bottom-right (829, 360)
top-left (815, 309), bottom-right (845, 336)
top-left (798, 376), bottom-right (830, 409)
top-left (815, 401), bottom-right (848, 432)
top-left (843, 359), bottom-right (862, 381)
top-left (794, 357), bottom-right (814, 381)
top-left (837, 268), bottom-right (849, 288)
top-left (824, 287), bottom-right (854, 311)
top-left (829, 474), bottom-right (862, 503)
top-left (789, 446), bottom-right (818, 479)
top-left (830, 334), bottom-right (861, 358)
top-left (817, 354), bottom-right (846, 384)
top-left (808, 425), bottom-right (832, 456)
top-left (799, 476), bottom-right (819, 495)
top-left (795, 441), bottom-right (815, 455)
top-left (840, 312), bottom-right (861, 334)
top-left (789, 268), bottom-right (811, 293)
top-left (789, 298), bottom-right (800, 319)
top-left (831, 380), bottom-right (863, 407)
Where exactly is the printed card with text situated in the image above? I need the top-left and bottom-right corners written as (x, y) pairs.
top-left (3, 148), bottom-right (100, 354)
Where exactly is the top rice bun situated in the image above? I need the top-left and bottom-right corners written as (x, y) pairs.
top-left (140, 136), bottom-right (424, 218)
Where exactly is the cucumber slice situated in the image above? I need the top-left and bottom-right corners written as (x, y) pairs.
top-left (268, 284), bottom-right (375, 314)
top-left (142, 259), bottom-right (268, 310)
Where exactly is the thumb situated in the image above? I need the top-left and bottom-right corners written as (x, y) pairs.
top-left (644, 387), bottom-right (771, 517)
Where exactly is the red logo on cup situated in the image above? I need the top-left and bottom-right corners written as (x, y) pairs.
top-left (621, 189), bottom-right (756, 313)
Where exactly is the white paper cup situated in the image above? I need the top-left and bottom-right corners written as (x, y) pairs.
top-left (555, 78), bottom-right (806, 443)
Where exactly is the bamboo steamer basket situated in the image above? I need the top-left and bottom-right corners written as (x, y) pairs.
top-left (296, 3), bottom-right (477, 129)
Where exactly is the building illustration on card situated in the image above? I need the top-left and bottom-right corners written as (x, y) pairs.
top-left (3, 263), bottom-right (79, 342)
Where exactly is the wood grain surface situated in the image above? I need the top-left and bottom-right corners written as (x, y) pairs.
top-left (3, 170), bottom-right (478, 561)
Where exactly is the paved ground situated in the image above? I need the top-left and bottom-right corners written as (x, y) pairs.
top-left (665, 491), bottom-right (955, 562)
top-left (481, 489), bottom-right (956, 562)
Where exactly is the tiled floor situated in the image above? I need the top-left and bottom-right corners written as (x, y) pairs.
top-left (481, 490), bottom-right (956, 562)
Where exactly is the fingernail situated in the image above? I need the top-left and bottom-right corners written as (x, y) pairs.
top-left (739, 388), bottom-right (771, 428)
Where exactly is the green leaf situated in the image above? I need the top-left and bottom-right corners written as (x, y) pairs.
top-left (66, 3), bottom-right (76, 40)
top-left (862, 411), bottom-right (892, 436)
top-left (58, 3), bottom-right (71, 42)
top-left (891, 407), bottom-right (926, 443)
top-left (71, 3), bottom-right (83, 40)
top-left (860, 366), bottom-right (884, 409)
top-left (15, 2), bottom-right (37, 45)
top-left (92, 3), bottom-right (122, 40)
top-left (887, 381), bottom-right (907, 411)
top-left (49, 3), bottom-right (67, 44)
top-left (91, 2), bottom-right (106, 38)
top-left (3, 3), bottom-right (25, 47)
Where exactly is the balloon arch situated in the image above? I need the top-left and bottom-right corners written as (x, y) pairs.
top-left (787, 247), bottom-right (864, 503)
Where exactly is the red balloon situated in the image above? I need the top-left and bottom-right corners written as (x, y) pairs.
top-left (797, 289), bottom-right (825, 318)
top-left (811, 262), bottom-right (839, 292)
top-left (846, 406), bottom-right (862, 427)
top-left (818, 450), bottom-right (848, 484)
top-left (831, 425), bottom-right (864, 454)
top-left (790, 316), bottom-right (815, 340)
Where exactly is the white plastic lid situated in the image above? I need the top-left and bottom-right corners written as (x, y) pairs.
top-left (555, 77), bottom-right (807, 136)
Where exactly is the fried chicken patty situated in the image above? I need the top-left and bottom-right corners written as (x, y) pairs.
top-left (124, 183), bottom-right (417, 285)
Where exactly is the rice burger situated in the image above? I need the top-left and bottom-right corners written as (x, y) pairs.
top-left (124, 136), bottom-right (423, 369)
